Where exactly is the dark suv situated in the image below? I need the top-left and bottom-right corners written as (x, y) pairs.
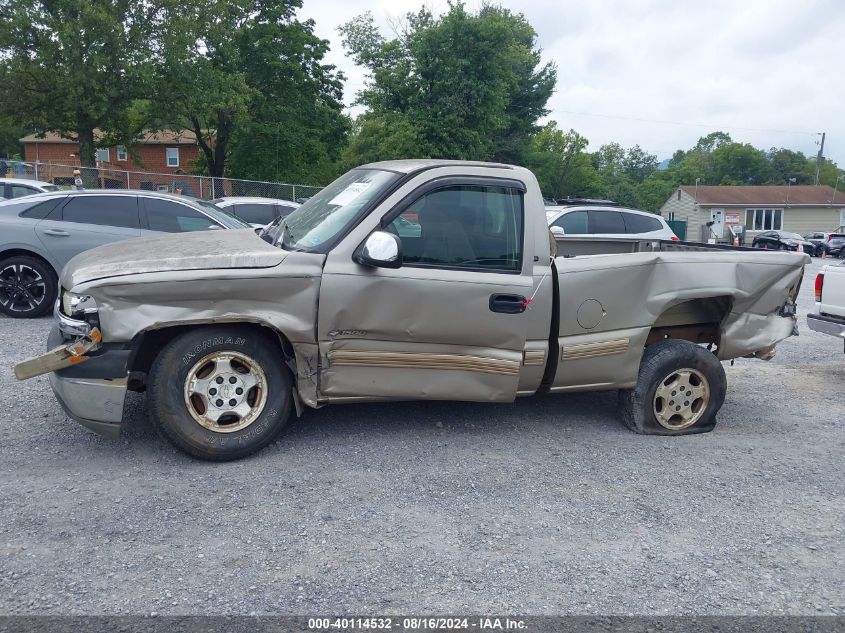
top-left (827, 234), bottom-right (845, 258)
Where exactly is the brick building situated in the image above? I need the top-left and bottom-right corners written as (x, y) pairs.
top-left (19, 130), bottom-right (202, 190)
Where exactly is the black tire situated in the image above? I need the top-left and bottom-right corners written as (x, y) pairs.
top-left (814, 246), bottom-right (825, 258)
top-left (0, 254), bottom-right (57, 318)
top-left (147, 326), bottom-right (292, 461)
top-left (618, 339), bottom-right (727, 436)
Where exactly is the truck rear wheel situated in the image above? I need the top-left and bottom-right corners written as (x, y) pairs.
top-left (147, 326), bottom-right (292, 461)
top-left (618, 339), bottom-right (726, 435)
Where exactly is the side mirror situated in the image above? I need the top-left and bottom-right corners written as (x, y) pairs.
top-left (354, 230), bottom-right (403, 269)
top-left (550, 226), bottom-right (565, 237)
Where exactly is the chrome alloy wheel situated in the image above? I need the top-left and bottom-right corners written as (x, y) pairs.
top-left (653, 368), bottom-right (710, 430)
top-left (0, 263), bottom-right (47, 313)
top-left (183, 351), bottom-right (268, 433)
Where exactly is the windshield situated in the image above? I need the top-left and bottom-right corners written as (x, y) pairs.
top-left (193, 199), bottom-right (251, 229)
top-left (42, 184), bottom-right (60, 192)
top-left (264, 169), bottom-right (399, 251)
top-left (779, 232), bottom-right (803, 240)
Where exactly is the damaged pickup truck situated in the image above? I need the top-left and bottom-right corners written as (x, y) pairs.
top-left (15, 160), bottom-right (808, 461)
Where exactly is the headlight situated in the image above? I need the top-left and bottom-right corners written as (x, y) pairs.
top-left (61, 291), bottom-right (98, 317)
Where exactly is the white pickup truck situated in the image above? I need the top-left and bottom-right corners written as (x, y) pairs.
top-left (808, 262), bottom-right (845, 349)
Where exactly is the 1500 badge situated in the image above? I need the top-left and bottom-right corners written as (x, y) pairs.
top-left (328, 329), bottom-right (368, 338)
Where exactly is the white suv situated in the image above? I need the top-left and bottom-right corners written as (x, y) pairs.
top-left (547, 204), bottom-right (679, 241)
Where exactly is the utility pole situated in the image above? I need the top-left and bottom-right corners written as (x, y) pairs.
top-left (815, 132), bottom-right (826, 184)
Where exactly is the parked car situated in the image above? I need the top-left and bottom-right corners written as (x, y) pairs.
top-left (803, 231), bottom-right (839, 257)
top-left (14, 160), bottom-right (807, 461)
top-left (751, 230), bottom-right (815, 254)
top-left (0, 190), bottom-right (250, 318)
top-left (211, 197), bottom-right (300, 228)
top-left (807, 261), bottom-right (845, 344)
top-left (546, 204), bottom-right (679, 240)
top-left (0, 178), bottom-right (60, 200)
top-left (826, 234), bottom-right (845, 258)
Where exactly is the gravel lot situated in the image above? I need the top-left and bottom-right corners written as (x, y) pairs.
top-left (0, 259), bottom-right (842, 616)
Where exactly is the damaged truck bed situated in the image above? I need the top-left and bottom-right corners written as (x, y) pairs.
top-left (15, 160), bottom-right (808, 461)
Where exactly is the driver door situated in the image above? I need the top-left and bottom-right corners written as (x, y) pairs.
top-left (317, 178), bottom-right (533, 403)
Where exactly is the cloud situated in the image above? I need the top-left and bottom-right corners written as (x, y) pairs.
top-left (301, 0), bottom-right (845, 165)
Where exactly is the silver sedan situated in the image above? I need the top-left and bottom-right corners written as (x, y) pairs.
top-left (0, 190), bottom-right (249, 318)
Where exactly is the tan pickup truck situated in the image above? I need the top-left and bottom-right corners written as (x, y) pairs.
top-left (15, 160), bottom-right (808, 461)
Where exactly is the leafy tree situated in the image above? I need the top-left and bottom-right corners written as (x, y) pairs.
top-left (340, 3), bottom-right (556, 165)
top-left (693, 131), bottom-right (732, 153)
top-left (621, 145), bottom-right (658, 182)
top-left (526, 122), bottom-right (591, 199)
top-left (341, 113), bottom-right (422, 167)
top-left (0, 0), bottom-right (164, 166)
top-left (0, 117), bottom-right (25, 159)
top-left (768, 148), bottom-right (812, 184)
top-left (712, 142), bottom-right (770, 184)
top-left (634, 178), bottom-right (675, 213)
top-left (592, 143), bottom-right (626, 177)
top-left (157, 0), bottom-right (347, 180)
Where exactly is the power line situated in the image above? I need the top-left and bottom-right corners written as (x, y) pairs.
top-left (549, 109), bottom-right (817, 137)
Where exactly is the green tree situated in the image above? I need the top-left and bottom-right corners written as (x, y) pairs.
top-left (621, 145), bottom-right (658, 182)
top-left (712, 142), bottom-right (770, 184)
top-left (634, 178), bottom-right (675, 213)
top-left (0, 117), bottom-right (25, 159)
top-left (158, 0), bottom-right (347, 180)
top-left (768, 148), bottom-right (812, 184)
top-left (340, 3), bottom-right (556, 165)
top-left (526, 122), bottom-right (591, 199)
top-left (0, 0), bottom-right (164, 166)
top-left (341, 113), bottom-right (423, 167)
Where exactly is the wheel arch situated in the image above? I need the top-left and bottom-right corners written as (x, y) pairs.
top-left (646, 295), bottom-right (733, 350)
top-left (126, 320), bottom-right (297, 389)
top-left (0, 247), bottom-right (59, 280)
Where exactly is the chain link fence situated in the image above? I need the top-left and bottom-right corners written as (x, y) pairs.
top-left (1, 160), bottom-right (323, 202)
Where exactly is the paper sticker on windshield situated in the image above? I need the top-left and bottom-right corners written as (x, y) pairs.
top-left (328, 181), bottom-right (372, 206)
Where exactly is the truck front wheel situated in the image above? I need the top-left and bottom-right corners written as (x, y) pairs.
top-left (618, 339), bottom-right (726, 435)
top-left (147, 326), bottom-right (292, 461)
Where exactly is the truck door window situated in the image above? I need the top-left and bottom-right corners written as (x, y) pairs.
top-left (387, 185), bottom-right (523, 273)
top-left (553, 210), bottom-right (587, 234)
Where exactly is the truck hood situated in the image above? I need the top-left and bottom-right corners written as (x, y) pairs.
top-left (61, 229), bottom-right (287, 289)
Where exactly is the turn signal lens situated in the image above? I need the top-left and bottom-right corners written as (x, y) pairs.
top-left (815, 273), bottom-right (824, 302)
top-left (670, 235), bottom-right (680, 241)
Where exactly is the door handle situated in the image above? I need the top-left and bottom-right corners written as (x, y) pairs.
top-left (489, 293), bottom-right (527, 314)
top-left (42, 228), bottom-right (70, 237)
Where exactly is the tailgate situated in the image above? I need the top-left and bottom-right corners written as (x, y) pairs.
top-left (820, 265), bottom-right (845, 318)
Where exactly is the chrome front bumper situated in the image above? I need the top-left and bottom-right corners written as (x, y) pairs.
top-left (48, 371), bottom-right (126, 439)
top-left (807, 313), bottom-right (845, 339)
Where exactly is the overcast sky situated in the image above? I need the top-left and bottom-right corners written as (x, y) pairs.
top-left (300, 0), bottom-right (845, 167)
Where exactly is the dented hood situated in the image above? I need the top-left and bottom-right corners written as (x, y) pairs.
top-left (61, 229), bottom-right (287, 288)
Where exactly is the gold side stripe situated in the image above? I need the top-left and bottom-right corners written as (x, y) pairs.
top-left (561, 338), bottom-right (629, 361)
top-left (328, 351), bottom-right (520, 376)
top-left (523, 350), bottom-right (547, 366)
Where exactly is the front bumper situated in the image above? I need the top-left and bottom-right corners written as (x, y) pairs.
top-left (48, 372), bottom-right (127, 439)
top-left (45, 325), bottom-right (128, 439)
top-left (807, 313), bottom-right (845, 339)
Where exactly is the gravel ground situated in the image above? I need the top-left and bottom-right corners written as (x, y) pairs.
top-left (0, 259), bottom-right (843, 616)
